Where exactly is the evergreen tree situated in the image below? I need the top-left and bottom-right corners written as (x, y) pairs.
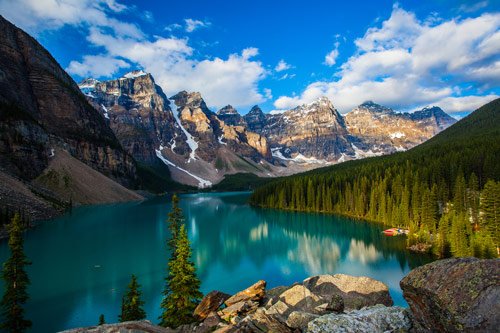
top-left (1, 214), bottom-right (32, 333)
top-left (98, 314), bottom-right (105, 326)
top-left (159, 224), bottom-right (202, 328)
top-left (481, 180), bottom-right (500, 253)
top-left (119, 275), bottom-right (146, 322)
top-left (167, 194), bottom-right (184, 255)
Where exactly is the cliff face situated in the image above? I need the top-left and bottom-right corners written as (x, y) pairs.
top-left (344, 101), bottom-right (456, 153)
top-left (262, 97), bottom-right (353, 162)
top-left (0, 15), bottom-right (136, 187)
top-left (83, 72), bottom-right (187, 165)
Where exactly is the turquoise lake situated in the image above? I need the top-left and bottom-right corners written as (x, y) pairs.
top-left (0, 192), bottom-right (432, 332)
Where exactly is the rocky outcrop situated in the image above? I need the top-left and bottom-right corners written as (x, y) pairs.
top-left (194, 291), bottom-right (231, 321)
top-left (196, 274), bottom-right (395, 333)
top-left (344, 101), bottom-right (456, 154)
top-left (263, 97), bottom-right (353, 162)
top-left (302, 274), bottom-right (393, 310)
top-left (84, 72), bottom-right (186, 165)
top-left (307, 304), bottom-right (411, 333)
top-left (400, 257), bottom-right (500, 332)
top-left (243, 105), bottom-right (267, 132)
top-left (0, 15), bottom-right (139, 221)
top-left (61, 320), bottom-right (173, 333)
top-left (0, 15), bottom-right (136, 186)
top-left (217, 105), bottom-right (246, 127)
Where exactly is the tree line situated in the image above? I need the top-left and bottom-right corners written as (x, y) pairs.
top-left (1, 194), bottom-right (203, 332)
top-left (250, 98), bottom-right (500, 258)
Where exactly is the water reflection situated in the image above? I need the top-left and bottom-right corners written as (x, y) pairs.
top-left (0, 192), bottom-right (432, 333)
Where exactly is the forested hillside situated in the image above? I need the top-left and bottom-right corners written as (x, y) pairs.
top-left (250, 98), bottom-right (500, 258)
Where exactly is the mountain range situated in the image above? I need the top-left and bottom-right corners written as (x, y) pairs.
top-left (78, 71), bottom-right (456, 188)
top-left (0, 14), bottom-right (456, 221)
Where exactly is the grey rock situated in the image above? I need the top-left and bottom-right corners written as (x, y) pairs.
top-left (306, 305), bottom-right (412, 333)
top-left (60, 320), bottom-right (173, 333)
top-left (400, 257), bottom-right (500, 332)
top-left (303, 274), bottom-right (393, 310)
top-left (286, 311), bottom-right (319, 331)
top-left (326, 294), bottom-right (344, 313)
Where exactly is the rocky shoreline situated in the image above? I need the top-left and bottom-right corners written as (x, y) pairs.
top-left (62, 258), bottom-right (499, 333)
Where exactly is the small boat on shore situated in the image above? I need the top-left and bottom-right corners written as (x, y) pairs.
top-left (383, 228), bottom-right (409, 236)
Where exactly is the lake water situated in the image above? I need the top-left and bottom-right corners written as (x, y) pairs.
top-left (0, 192), bottom-right (432, 332)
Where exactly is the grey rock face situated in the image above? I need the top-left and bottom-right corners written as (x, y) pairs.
top-left (217, 105), bottom-right (246, 127)
top-left (306, 305), bottom-right (412, 333)
top-left (243, 105), bottom-right (267, 132)
top-left (0, 15), bottom-right (136, 186)
top-left (344, 101), bottom-right (456, 155)
top-left (400, 257), bottom-right (500, 332)
top-left (82, 73), bottom-right (187, 164)
top-left (262, 97), bottom-right (353, 161)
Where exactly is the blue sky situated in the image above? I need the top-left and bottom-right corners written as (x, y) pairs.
top-left (1, 0), bottom-right (499, 115)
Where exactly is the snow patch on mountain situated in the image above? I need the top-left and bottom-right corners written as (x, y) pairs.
top-left (172, 110), bottom-right (198, 162)
top-left (101, 104), bottom-right (110, 119)
top-left (122, 70), bottom-right (147, 79)
top-left (218, 135), bottom-right (227, 145)
top-left (271, 148), bottom-right (328, 164)
top-left (390, 131), bottom-right (405, 139)
top-left (155, 146), bottom-right (211, 188)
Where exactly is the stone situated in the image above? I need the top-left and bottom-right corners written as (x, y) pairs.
top-left (279, 285), bottom-right (322, 311)
top-left (212, 324), bottom-right (238, 333)
top-left (264, 300), bottom-right (290, 318)
top-left (60, 320), bottom-right (173, 333)
top-left (239, 311), bottom-right (294, 333)
top-left (203, 311), bottom-right (222, 329)
top-left (307, 305), bottom-right (412, 333)
top-left (326, 294), bottom-right (344, 313)
top-left (194, 290), bottom-right (231, 320)
top-left (303, 274), bottom-right (393, 310)
top-left (286, 311), bottom-right (319, 330)
top-left (220, 300), bottom-right (259, 322)
top-left (225, 280), bottom-right (266, 307)
top-left (400, 258), bottom-right (500, 332)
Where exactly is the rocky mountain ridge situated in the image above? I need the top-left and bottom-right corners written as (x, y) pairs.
top-left (79, 72), bottom-right (456, 188)
top-left (0, 15), bottom-right (141, 222)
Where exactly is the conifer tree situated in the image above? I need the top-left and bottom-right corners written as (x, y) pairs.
top-left (159, 224), bottom-right (202, 328)
top-left (1, 214), bottom-right (32, 333)
top-left (119, 275), bottom-right (146, 322)
top-left (98, 314), bottom-right (105, 326)
top-left (167, 194), bottom-right (184, 255)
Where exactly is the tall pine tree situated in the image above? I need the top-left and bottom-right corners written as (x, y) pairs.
top-left (1, 214), bottom-right (32, 333)
top-left (167, 194), bottom-right (184, 255)
top-left (159, 197), bottom-right (202, 329)
top-left (119, 275), bottom-right (146, 322)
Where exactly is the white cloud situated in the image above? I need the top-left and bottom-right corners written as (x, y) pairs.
top-left (324, 42), bottom-right (339, 66)
top-left (82, 29), bottom-right (267, 108)
top-left (165, 23), bottom-right (182, 31)
top-left (184, 18), bottom-right (210, 32)
top-left (275, 59), bottom-right (292, 72)
top-left (1, 0), bottom-right (267, 109)
top-left (275, 6), bottom-right (500, 114)
top-left (67, 54), bottom-right (130, 77)
top-left (264, 88), bottom-right (273, 99)
top-left (458, 1), bottom-right (489, 13)
top-left (427, 94), bottom-right (498, 113)
top-left (0, 0), bottom-right (143, 38)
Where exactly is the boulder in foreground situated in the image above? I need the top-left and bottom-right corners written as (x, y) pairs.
top-left (307, 304), bottom-right (411, 333)
top-left (400, 257), bottom-right (500, 332)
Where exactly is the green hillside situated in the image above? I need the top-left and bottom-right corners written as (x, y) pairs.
top-left (250, 98), bottom-right (500, 258)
